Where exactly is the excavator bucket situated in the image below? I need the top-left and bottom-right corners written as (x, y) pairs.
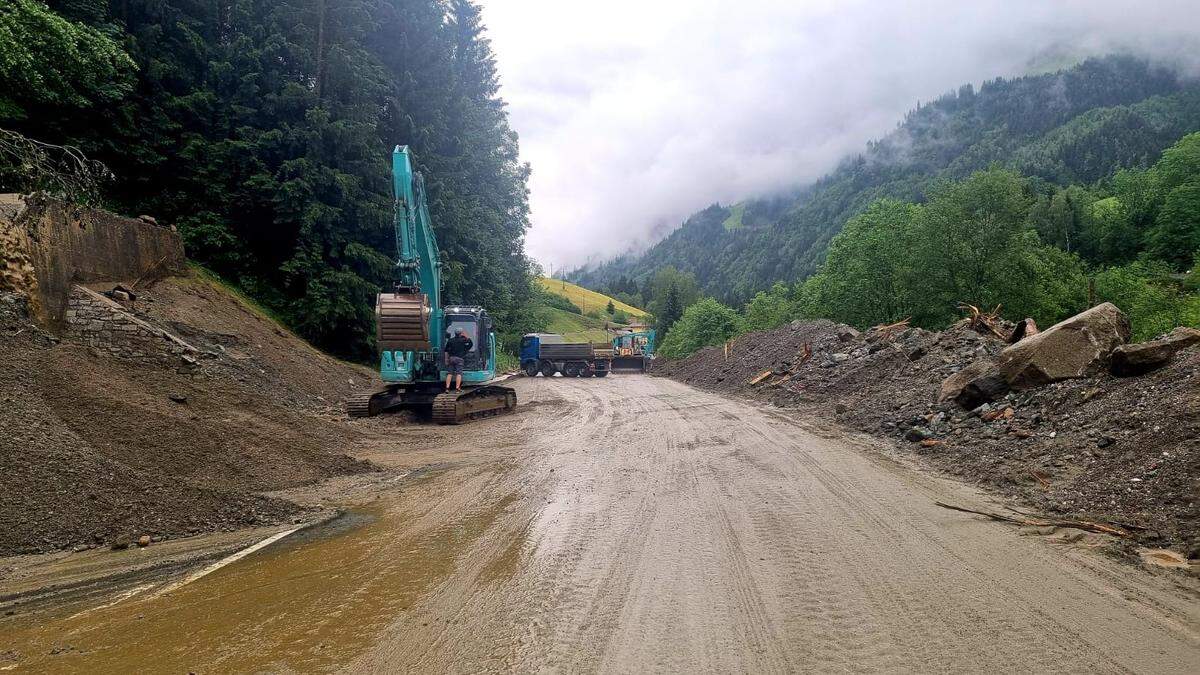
top-left (376, 292), bottom-right (431, 351)
top-left (610, 355), bottom-right (649, 373)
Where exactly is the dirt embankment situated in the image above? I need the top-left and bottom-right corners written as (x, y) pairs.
top-left (656, 320), bottom-right (1200, 555)
top-left (0, 273), bottom-right (379, 557)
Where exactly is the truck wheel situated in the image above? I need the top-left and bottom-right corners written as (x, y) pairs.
top-left (564, 363), bottom-right (580, 377)
top-left (595, 371), bottom-right (608, 377)
top-left (580, 365), bottom-right (593, 378)
top-left (540, 361), bottom-right (556, 377)
top-left (524, 361), bottom-right (539, 377)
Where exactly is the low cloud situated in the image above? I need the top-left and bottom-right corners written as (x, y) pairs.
top-left (478, 0), bottom-right (1200, 271)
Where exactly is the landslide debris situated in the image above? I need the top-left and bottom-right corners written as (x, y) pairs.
top-left (0, 273), bottom-right (379, 557)
top-left (655, 315), bottom-right (1199, 554)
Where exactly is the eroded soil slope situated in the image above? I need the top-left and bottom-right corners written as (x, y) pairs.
top-left (656, 320), bottom-right (1200, 554)
top-left (0, 274), bottom-right (378, 556)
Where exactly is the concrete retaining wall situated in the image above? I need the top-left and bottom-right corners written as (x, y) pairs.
top-left (0, 194), bottom-right (186, 326)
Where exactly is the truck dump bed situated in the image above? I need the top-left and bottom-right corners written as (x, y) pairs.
top-left (539, 342), bottom-right (594, 360)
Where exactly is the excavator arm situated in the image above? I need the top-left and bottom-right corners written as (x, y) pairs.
top-left (376, 146), bottom-right (443, 368)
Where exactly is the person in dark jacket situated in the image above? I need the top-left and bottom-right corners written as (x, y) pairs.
top-left (444, 328), bottom-right (473, 391)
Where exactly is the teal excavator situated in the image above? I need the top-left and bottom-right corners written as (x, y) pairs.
top-left (347, 146), bottom-right (516, 423)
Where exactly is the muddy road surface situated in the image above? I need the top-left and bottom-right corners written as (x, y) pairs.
top-left (3, 375), bottom-right (1198, 672)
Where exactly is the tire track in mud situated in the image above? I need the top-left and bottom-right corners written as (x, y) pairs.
top-left (18, 375), bottom-right (1196, 673)
top-left (691, 389), bottom-right (1182, 672)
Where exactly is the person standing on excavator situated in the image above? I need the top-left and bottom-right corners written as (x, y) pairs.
top-left (444, 327), bottom-right (473, 391)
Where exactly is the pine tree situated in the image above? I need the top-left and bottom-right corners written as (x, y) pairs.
top-left (659, 283), bottom-right (683, 339)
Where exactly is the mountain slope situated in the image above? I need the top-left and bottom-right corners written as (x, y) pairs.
top-left (571, 56), bottom-right (1200, 304)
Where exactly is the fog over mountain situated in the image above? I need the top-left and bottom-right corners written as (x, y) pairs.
top-left (477, 0), bottom-right (1200, 270)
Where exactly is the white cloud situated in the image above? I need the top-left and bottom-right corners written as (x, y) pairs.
top-left (477, 0), bottom-right (1200, 270)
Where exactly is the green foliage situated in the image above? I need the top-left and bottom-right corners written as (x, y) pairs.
top-left (647, 265), bottom-right (699, 326)
top-left (657, 298), bottom-right (744, 359)
top-left (1094, 262), bottom-right (1195, 340)
top-left (1147, 182), bottom-right (1200, 268)
top-left (7, 0), bottom-right (534, 361)
top-left (744, 282), bottom-right (795, 331)
top-left (1085, 196), bottom-right (1139, 264)
top-left (611, 309), bottom-right (629, 325)
top-left (658, 284), bottom-right (683, 339)
top-left (605, 299), bottom-right (615, 315)
top-left (798, 170), bottom-right (1089, 331)
top-left (611, 291), bottom-right (643, 311)
top-left (495, 349), bottom-right (520, 373)
top-left (0, 0), bottom-right (134, 120)
top-left (1186, 252), bottom-right (1200, 292)
top-left (807, 199), bottom-right (922, 327)
top-left (1155, 131), bottom-right (1200, 190)
top-left (539, 289), bottom-right (582, 315)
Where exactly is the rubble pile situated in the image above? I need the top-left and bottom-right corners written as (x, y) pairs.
top-left (656, 307), bottom-right (1200, 555)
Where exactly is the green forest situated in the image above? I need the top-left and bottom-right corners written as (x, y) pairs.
top-left (0, 0), bottom-right (536, 360)
top-left (573, 56), bottom-right (1200, 359)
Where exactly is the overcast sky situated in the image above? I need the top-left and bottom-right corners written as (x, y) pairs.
top-left (477, 0), bottom-right (1199, 272)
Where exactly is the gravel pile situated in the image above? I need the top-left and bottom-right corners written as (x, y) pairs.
top-left (0, 285), bottom-right (376, 557)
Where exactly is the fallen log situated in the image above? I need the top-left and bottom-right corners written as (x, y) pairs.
top-left (933, 501), bottom-right (1131, 537)
top-left (872, 318), bottom-right (910, 341)
top-left (749, 370), bottom-right (773, 385)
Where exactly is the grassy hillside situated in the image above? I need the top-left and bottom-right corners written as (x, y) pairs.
top-left (537, 277), bottom-right (647, 317)
top-left (540, 307), bottom-right (613, 343)
top-left (722, 202), bottom-right (746, 230)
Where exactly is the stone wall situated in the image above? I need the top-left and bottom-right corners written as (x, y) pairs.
top-left (65, 286), bottom-right (198, 368)
top-left (0, 194), bottom-right (186, 327)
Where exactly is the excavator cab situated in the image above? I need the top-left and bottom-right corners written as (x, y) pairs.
top-left (442, 306), bottom-right (494, 377)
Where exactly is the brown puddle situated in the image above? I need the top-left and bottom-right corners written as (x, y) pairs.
top-left (0, 495), bottom-right (517, 673)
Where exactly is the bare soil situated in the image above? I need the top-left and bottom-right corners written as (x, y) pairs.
top-left (2, 376), bottom-right (1196, 672)
top-left (0, 273), bottom-right (379, 557)
top-left (655, 320), bottom-right (1200, 556)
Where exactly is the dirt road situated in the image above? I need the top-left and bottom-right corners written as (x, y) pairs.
top-left (3, 375), bottom-right (1198, 672)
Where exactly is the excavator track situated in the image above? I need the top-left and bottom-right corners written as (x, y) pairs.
top-left (347, 390), bottom-right (386, 418)
top-left (431, 385), bottom-right (517, 425)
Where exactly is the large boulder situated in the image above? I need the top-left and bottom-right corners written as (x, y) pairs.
top-left (939, 357), bottom-right (1010, 409)
top-left (1110, 327), bottom-right (1200, 376)
top-left (996, 303), bottom-right (1130, 389)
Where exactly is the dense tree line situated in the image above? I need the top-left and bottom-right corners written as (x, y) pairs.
top-left (0, 0), bottom-right (534, 360)
top-left (573, 56), bottom-right (1200, 308)
top-left (657, 133), bottom-right (1200, 359)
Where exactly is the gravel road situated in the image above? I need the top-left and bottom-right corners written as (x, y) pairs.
top-left (4, 375), bottom-right (1197, 672)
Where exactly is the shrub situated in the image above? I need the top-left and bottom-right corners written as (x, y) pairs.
top-left (657, 298), bottom-right (744, 359)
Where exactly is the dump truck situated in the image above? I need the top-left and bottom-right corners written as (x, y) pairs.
top-left (520, 333), bottom-right (611, 377)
